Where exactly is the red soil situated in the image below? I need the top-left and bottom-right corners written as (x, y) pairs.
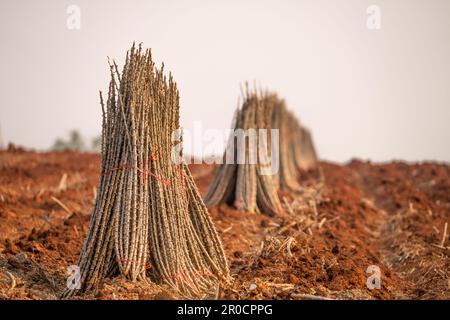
top-left (0, 149), bottom-right (448, 299)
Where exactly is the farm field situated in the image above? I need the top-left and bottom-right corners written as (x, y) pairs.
top-left (0, 148), bottom-right (448, 300)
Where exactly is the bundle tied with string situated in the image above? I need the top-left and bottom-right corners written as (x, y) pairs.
top-left (204, 86), bottom-right (318, 216)
top-left (271, 100), bottom-right (318, 187)
top-left (62, 44), bottom-right (229, 299)
top-left (204, 87), bottom-right (283, 216)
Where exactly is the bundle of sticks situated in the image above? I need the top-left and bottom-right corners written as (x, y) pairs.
top-left (62, 44), bottom-right (229, 298)
top-left (204, 86), bottom-right (317, 216)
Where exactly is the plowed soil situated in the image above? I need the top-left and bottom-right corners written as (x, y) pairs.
top-left (0, 148), bottom-right (448, 300)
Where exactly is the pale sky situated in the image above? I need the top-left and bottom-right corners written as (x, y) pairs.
top-left (0, 0), bottom-right (449, 162)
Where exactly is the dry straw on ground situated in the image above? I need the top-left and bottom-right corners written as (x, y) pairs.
top-left (62, 44), bottom-right (229, 299)
top-left (204, 86), bottom-right (317, 216)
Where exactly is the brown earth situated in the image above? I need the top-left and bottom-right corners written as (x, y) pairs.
top-left (0, 148), bottom-right (448, 300)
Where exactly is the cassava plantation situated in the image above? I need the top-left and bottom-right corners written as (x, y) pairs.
top-left (1, 2), bottom-right (449, 310)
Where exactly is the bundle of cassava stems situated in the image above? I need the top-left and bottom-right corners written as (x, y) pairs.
top-left (204, 87), bottom-right (317, 216)
top-left (62, 45), bottom-right (229, 298)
